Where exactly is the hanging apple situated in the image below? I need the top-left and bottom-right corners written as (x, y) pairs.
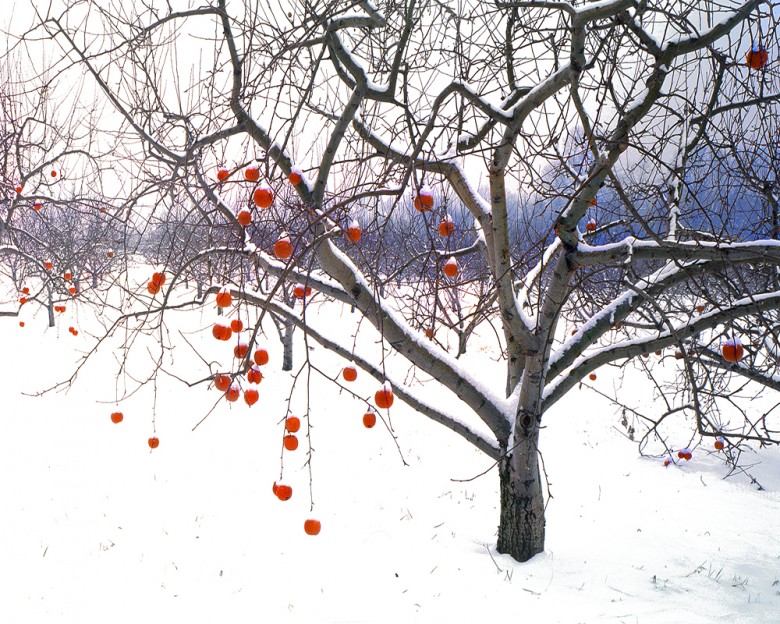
top-left (293, 284), bottom-right (312, 299)
top-left (288, 166), bottom-right (303, 185)
top-left (215, 287), bottom-right (232, 308)
top-left (443, 256), bottom-right (459, 277)
top-left (347, 218), bottom-right (362, 243)
top-left (253, 183), bottom-right (273, 208)
top-left (244, 164), bottom-right (260, 182)
top-left (375, 382), bottom-right (394, 409)
top-left (413, 185), bottom-right (434, 211)
top-left (273, 233), bottom-right (293, 260)
top-left (721, 337), bottom-right (744, 363)
top-left (746, 44), bottom-right (769, 70)
top-left (437, 214), bottom-right (455, 237)
top-left (237, 208), bottom-right (252, 226)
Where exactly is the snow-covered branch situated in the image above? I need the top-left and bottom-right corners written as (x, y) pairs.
top-left (241, 292), bottom-right (501, 459)
top-left (543, 290), bottom-right (780, 411)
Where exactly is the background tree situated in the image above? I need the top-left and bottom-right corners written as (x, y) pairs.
top-left (10, 0), bottom-right (780, 562)
top-left (0, 58), bottom-right (129, 328)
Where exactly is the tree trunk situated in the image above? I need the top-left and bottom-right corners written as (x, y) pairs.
top-left (270, 311), bottom-right (296, 371)
top-left (457, 330), bottom-right (467, 357)
top-left (496, 435), bottom-right (545, 562)
top-left (281, 319), bottom-right (294, 371)
top-left (47, 285), bottom-right (55, 328)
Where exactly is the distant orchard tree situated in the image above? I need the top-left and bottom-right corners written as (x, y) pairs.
top-left (0, 67), bottom-right (128, 327)
top-left (13, 0), bottom-right (780, 561)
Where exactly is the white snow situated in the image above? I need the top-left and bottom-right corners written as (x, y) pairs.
top-left (2, 280), bottom-right (779, 623)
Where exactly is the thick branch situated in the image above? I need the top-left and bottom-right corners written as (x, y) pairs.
top-left (315, 238), bottom-right (512, 442)
top-left (543, 291), bottom-right (780, 411)
top-left (242, 293), bottom-right (501, 459)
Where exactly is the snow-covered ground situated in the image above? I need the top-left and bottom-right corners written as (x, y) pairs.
top-left (2, 293), bottom-right (779, 623)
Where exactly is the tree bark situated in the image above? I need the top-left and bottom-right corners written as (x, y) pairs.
top-left (281, 318), bottom-right (294, 371)
top-left (269, 311), bottom-right (295, 371)
top-left (47, 285), bottom-right (55, 328)
top-left (496, 434), bottom-right (545, 562)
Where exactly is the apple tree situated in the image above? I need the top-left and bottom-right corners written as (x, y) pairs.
top-left (0, 60), bottom-right (128, 328)
top-left (12, 0), bottom-right (780, 562)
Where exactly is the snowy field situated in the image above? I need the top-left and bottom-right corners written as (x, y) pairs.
top-left (2, 290), bottom-right (779, 624)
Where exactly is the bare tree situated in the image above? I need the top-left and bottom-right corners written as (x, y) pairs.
top-left (11, 0), bottom-right (780, 562)
top-left (0, 56), bottom-right (129, 327)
